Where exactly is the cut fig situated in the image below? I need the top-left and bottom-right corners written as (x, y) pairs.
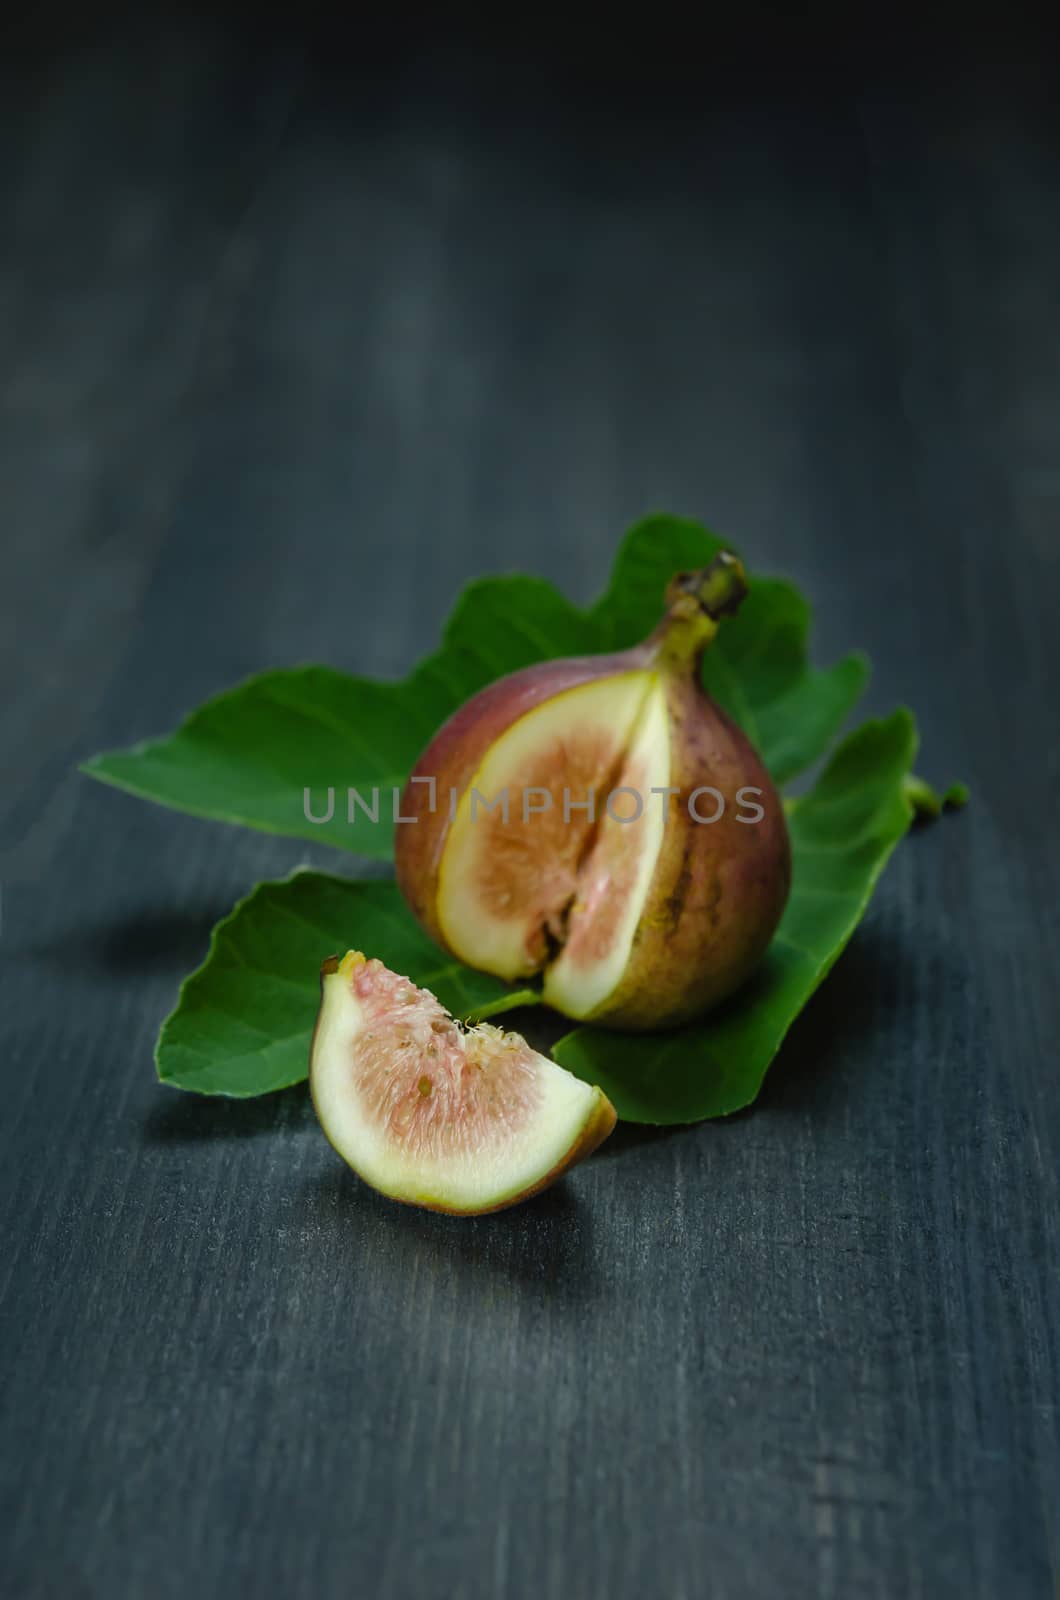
top-left (310, 951), bottom-right (616, 1214)
top-left (436, 670), bottom-right (654, 980)
top-left (396, 553), bottom-right (792, 1031)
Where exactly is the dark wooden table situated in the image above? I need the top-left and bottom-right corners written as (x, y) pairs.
top-left (2, 15), bottom-right (1058, 1598)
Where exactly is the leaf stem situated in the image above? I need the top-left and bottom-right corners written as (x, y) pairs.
top-left (462, 989), bottom-right (544, 1024)
top-left (904, 773), bottom-right (970, 821)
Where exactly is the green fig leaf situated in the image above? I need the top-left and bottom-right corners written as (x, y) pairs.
top-left (153, 710), bottom-right (917, 1111)
top-left (156, 873), bottom-right (515, 1096)
top-left (83, 516), bottom-right (866, 847)
top-left (83, 667), bottom-right (438, 863)
top-left (82, 580), bottom-right (599, 862)
top-left (87, 512), bottom-right (956, 1115)
top-left (552, 711), bottom-right (917, 1121)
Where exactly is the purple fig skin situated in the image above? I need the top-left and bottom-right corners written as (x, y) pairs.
top-left (394, 556), bottom-right (792, 1030)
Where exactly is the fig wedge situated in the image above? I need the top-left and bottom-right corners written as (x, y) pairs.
top-left (310, 952), bottom-right (616, 1214)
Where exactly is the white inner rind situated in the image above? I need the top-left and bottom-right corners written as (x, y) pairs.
top-left (542, 680), bottom-right (670, 1020)
top-left (311, 974), bottom-right (604, 1210)
top-left (437, 669), bottom-right (671, 1021)
top-left (437, 672), bottom-right (653, 980)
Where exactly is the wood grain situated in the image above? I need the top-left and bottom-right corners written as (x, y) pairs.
top-left (1, 17), bottom-right (1057, 1599)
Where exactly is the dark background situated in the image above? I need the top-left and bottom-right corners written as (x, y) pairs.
top-left (2, 9), bottom-right (1058, 1598)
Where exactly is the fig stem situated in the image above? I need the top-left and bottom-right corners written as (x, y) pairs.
top-left (655, 550), bottom-right (749, 669)
top-left (686, 550), bottom-right (749, 620)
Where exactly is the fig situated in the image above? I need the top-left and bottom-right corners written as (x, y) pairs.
top-left (310, 951), bottom-right (616, 1213)
top-left (395, 553), bottom-right (791, 1030)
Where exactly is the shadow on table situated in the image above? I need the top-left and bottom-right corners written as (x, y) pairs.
top-left (304, 1165), bottom-right (610, 1303)
top-left (753, 920), bottom-right (918, 1116)
top-left (28, 903), bottom-right (232, 976)
top-left (592, 1119), bottom-right (694, 1159)
top-left (143, 1080), bottom-right (316, 1143)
